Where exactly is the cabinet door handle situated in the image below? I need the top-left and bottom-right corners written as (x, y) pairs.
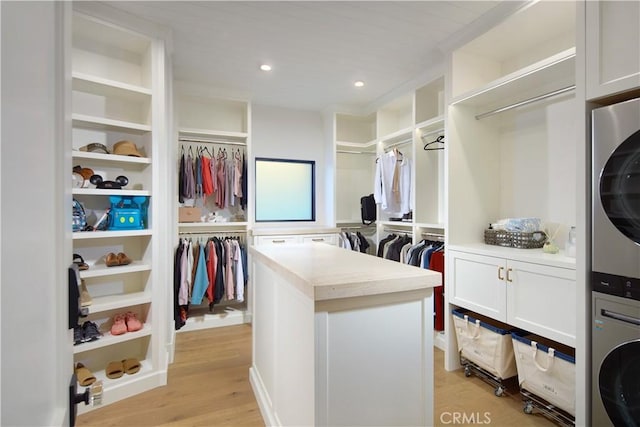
top-left (498, 267), bottom-right (505, 281)
top-left (311, 238), bottom-right (324, 242)
top-left (272, 239), bottom-right (286, 243)
top-left (506, 268), bottom-right (513, 283)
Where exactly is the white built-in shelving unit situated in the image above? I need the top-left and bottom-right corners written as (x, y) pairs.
top-left (445, 0), bottom-right (581, 422)
top-left (70, 9), bottom-right (168, 412)
top-left (174, 89), bottom-right (252, 334)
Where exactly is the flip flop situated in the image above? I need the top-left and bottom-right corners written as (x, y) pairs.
top-left (73, 253), bottom-right (89, 271)
top-left (75, 363), bottom-right (96, 386)
top-left (106, 361), bottom-right (124, 379)
top-left (123, 358), bottom-right (141, 375)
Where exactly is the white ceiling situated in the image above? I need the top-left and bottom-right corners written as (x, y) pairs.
top-left (105, 1), bottom-right (520, 112)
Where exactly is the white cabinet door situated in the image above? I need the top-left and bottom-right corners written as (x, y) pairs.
top-left (448, 251), bottom-right (507, 322)
top-left (506, 260), bottom-right (576, 347)
top-left (586, 1), bottom-right (640, 99)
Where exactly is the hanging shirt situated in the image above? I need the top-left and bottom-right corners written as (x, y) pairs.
top-left (216, 157), bottom-right (226, 208)
top-left (224, 239), bottom-right (234, 300)
top-left (178, 240), bottom-right (192, 305)
top-left (191, 244), bottom-right (209, 305)
top-left (183, 152), bottom-right (195, 200)
top-left (374, 150), bottom-right (412, 216)
top-left (201, 155), bottom-right (214, 199)
top-left (233, 240), bottom-right (245, 302)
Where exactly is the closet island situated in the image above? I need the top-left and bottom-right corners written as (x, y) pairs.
top-left (249, 243), bottom-right (441, 426)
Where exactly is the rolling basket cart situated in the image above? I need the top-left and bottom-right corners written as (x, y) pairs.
top-left (511, 332), bottom-right (576, 426)
top-left (452, 308), bottom-right (519, 397)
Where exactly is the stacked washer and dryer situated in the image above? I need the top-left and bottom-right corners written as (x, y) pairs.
top-left (592, 97), bottom-right (640, 426)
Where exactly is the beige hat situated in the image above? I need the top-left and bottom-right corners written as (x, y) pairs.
top-left (112, 140), bottom-right (143, 157)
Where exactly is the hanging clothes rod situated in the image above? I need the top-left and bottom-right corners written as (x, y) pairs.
top-left (178, 230), bottom-right (246, 235)
top-left (179, 137), bottom-right (247, 147)
top-left (383, 227), bottom-right (413, 234)
top-left (337, 150), bottom-right (376, 155)
top-left (475, 85), bottom-right (576, 120)
top-left (419, 127), bottom-right (445, 139)
top-left (385, 138), bottom-right (413, 149)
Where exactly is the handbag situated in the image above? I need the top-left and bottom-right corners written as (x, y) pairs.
top-left (108, 196), bottom-right (148, 230)
top-left (360, 194), bottom-right (376, 225)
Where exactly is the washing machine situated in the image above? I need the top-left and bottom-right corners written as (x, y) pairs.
top-left (592, 97), bottom-right (640, 426)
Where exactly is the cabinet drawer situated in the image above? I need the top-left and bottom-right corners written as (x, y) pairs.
top-left (301, 234), bottom-right (337, 245)
top-left (256, 235), bottom-right (299, 245)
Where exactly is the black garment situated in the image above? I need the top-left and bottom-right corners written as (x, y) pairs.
top-left (377, 234), bottom-right (397, 257)
top-left (213, 238), bottom-right (225, 304)
top-left (68, 266), bottom-right (80, 329)
top-left (356, 232), bottom-right (370, 254)
top-left (178, 151), bottom-right (185, 203)
top-left (241, 153), bottom-right (248, 210)
top-left (173, 241), bottom-right (185, 330)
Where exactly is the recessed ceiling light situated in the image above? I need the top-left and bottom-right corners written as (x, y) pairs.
top-left (260, 64), bottom-right (272, 71)
top-left (354, 81), bottom-right (365, 88)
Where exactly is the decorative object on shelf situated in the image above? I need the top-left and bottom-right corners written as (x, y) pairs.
top-left (73, 165), bottom-right (95, 182)
top-left (112, 140), bottom-right (143, 157)
top-left (108, 196), bottom-right (147, 230)
top-left (542, 224), bottom-right (561, 254)
top-left (178, 206), bottom-right (201, 223)
top-left (565, 226), bottom-right (576, 258)
top-left (72, 171), bottom-right (86, 188)
top-left (75, 363), bottom-right (96, 387)
top-left (79, 143), bottom-right (109, 154)
top-left (89, 174), bottom-right (129, 190)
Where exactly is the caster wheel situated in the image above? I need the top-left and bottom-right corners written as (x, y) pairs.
top-left (494, 386), bottom-right (504, 397)
top-left (464, 366), bottom-right (472, 377)
top-left (523, 402), bottom-right (534, 414)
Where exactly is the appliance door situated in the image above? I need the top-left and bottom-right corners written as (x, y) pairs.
top-left (593, 292), bottom-right (640, 427)
top-left (592, 97), bottom-right (640, 279)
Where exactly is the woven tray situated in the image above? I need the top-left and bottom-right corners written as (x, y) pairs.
top-left (484, 229), bottom-right (546, 249)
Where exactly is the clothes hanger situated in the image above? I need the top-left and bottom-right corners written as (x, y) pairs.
top-left (424, 135), bottom-right (445, 151)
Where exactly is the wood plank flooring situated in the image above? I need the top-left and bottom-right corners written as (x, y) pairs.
top-left (78, 324), bottom-right (555, 426)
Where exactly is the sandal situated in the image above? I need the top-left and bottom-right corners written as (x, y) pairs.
top-left (125, 311), bottom-right (142, 332)
top-left (75, 363), bottom-right (96, 386)
top-left (105, 252), bottom-right (119, 267)
top-left (110, 314), bottom-right (127, 336)
top-left (105, 361), bottom-right (124, 379)
top-left (122, 358), bottom-right (141, 375)
top-left (73, 253), bottom-right (89, 271)
top-left (116, 252), bottom-right (132, 266)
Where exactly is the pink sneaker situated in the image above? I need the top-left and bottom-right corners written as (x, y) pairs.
top-left (125, 311), bottom-right (142, 332)
top-left (110, 314), bottom-right (127, 335)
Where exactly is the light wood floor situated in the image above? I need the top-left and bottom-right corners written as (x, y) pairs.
top-left (78, 324), bottom-right (555, 426)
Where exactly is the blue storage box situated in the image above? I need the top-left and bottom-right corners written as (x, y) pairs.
top-left (107, 195), bottom-right (148, 230)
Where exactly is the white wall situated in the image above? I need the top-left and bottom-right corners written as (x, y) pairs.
top-left (1, 2), bottom-right (71, 426)
top-left (251, 104), bottom-right (332, 227)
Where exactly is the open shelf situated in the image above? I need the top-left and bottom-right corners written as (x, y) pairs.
top-left (73, 323), bottom-right (152, 354)
top-left (80, 262), bottom-right (152, 279)
top-left (178, 128), bottom-right (248, 143)
top-left (73, 230), bottom-right (153, 240)
top-left (72, 188), bottom-right (150, 197)
top-left (72, 150), bottom-right (151, 166)
top-left (73, 72), bottom-right (152, 100)
top-left (88, 291), bottom-right (152, 314)
top-left (73, 114), bottom-right (151, 134)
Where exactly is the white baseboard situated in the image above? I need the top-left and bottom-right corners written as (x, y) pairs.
top-left (249, 366), bottom-right (281, 426)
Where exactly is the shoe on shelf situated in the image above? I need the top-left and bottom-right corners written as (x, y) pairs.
top-left (105, 252), bottom-right (119, 267)
top-left (75, 363), bottom-right (96, 386)
top-left (82, 321), bottom-right (102, 342)
top-left (116, 252), bottom-right (132, 266)
top-left (125, 311), bottom-right (142, 332)
top-left (105, 361), bottom-right (124, 379)
top-left (73, 253), bottom-right (89, 271)
top-left (79, 279), bottom-right (92, 307)
top-left (73, 325), bottom-right (84, 345)
top-left (123, 358), bottom-right (141, 375)
top-left (110, 314), bottom-right (127, 336)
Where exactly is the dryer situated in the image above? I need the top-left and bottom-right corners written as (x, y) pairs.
top-left (592, 97), bottom-right (640, 426)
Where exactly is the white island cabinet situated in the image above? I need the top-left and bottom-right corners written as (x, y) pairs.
top-left (249, 243), bottom-right (441, 427)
